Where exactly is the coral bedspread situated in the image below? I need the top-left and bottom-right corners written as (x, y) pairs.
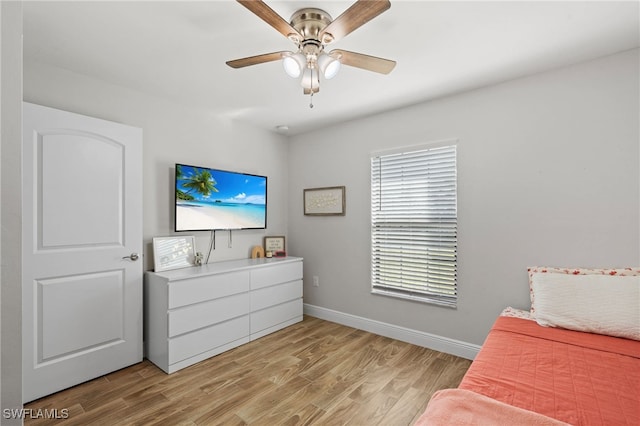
top-left (415, 388), bottom-right (572, 425)
top-left (458, 316), bottom-right (640, 425)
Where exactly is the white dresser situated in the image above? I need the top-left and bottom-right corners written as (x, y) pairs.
top-left (144, 256), bottom-right (303, 373)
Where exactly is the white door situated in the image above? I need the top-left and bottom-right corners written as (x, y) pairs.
top-left (22, 102), bottom-right (143, 403)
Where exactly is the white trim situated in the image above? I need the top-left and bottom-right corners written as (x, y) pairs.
top-left (304, 303), bottom-right (480, 360)
top-left (370, 138), bottom-right (458, 158)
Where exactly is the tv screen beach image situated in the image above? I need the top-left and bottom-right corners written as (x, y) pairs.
top-left (175, 165), bottom-right (267, 231)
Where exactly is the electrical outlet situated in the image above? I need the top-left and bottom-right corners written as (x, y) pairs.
top-left (312, 276), bottom-right (319, 287)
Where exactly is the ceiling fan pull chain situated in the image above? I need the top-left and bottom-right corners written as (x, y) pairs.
top-left (309, 68), bottom-right (315, 108)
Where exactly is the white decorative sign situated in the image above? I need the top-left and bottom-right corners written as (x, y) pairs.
top-left (153, 236), bottom-right (196, 272)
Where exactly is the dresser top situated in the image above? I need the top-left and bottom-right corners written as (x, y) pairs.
top-left (146, 256), bottom-right (303, 281)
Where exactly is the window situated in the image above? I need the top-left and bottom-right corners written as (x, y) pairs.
top-left (370, 143), bottom-right (457, 307)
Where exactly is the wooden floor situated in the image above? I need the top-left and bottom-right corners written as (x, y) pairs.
top-left (25, 316), bottom-right (472, 425)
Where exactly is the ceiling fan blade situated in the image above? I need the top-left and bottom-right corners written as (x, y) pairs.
top-left (319, 0), bottom-right (391, 43)
top-left (331, 49), bottom-right (396, 74)
top-left (226, 51), bottom-right (289, 69)
top-left (237, 0), bottom-right (302, 41)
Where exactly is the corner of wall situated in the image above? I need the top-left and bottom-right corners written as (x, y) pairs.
top-left (1, 0), bottom-right (24, 420)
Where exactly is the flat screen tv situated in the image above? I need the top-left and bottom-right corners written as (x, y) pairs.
top-left (175, 163), bottom-right (267, 231)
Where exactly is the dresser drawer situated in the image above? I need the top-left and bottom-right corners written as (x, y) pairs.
top-left (250, 298), bottom-right (302, 334)
top-left (168, 270), bottom-right (250, 309)
top-left (251, 280), bottom-right (302, 312)
top-left (168, 315), bottom-right (249, 365)
top-left (169, 292), bottom-right (249, 337)
top-left (250, 261), bottom-right (303, 290)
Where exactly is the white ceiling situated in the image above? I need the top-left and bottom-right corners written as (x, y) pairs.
top-left (23, 1), bottom-right (640, 135)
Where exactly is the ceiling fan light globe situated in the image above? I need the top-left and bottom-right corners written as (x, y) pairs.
top-left (300, 67), bottom-right (319, 90)
top-left (283, 52), bottom-right (306, 78)
top-left (318, 53), bottom-right (341, 79)
top-left (325, 60), bottom-right (341, 79)
top-left (283, 57), bottom-right (301, 78)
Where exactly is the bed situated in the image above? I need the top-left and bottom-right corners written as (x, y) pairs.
top-left (415, 267), bottom-right (640, 426)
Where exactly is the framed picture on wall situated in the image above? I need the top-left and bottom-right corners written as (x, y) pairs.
top-left (304, 186), bottom-right (346, 216)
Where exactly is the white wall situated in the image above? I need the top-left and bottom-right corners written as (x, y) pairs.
top-left (1, 1), bottom-right (23, 422)
top-left (23, 62), bottom-right (290, 271)
top-left (17, 31), bottom-right (640, 356)
top-left (288, 49), bottom-right (640, 346)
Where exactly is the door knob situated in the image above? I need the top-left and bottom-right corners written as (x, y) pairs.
top-left (122, 253), bottom-right (139, 261)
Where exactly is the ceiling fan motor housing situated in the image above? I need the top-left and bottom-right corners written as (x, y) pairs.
top-left (290, 8), bottom-right (333, 47)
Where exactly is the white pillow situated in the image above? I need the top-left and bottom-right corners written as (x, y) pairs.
top-left (527, 266), bottom-right (640, 315)
top-left (531, 272), bottom-right (640, 340)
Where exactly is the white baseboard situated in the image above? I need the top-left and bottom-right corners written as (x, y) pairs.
top-left (303, 304), bottom-right (480, 360)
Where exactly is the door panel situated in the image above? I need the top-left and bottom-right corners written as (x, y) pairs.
top-left (38, 271), bottom-right (124, 361)
top-left (22, 102), bottom-right (143, 402)
top-left (40, 132), bottom-right (124, 248)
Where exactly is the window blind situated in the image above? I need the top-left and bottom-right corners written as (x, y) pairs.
top-left (371, 144), bottom-right (457, 307)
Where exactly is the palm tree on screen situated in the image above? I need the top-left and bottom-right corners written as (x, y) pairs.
top-left (181, 168), bottom-right (219, 198)
top-left (176, 165), bottom-right (195, 201)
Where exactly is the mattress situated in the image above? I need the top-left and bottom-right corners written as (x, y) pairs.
top-left (459, 316), bottom-right (640, 425)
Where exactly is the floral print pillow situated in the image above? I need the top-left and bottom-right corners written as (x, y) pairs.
top-left (527, 266), bottom-right (640, 316)
top-left (500, 306), bottom-right (535, 321)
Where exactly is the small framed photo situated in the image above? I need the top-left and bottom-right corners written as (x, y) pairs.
top-left (264, 236), bottom-right (286, 257)
top-left (304, 186), bottom-right (346, 216)
top-left (153, 236), bottom-right (196, 272)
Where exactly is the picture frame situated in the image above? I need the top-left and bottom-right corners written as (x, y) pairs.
top-left (264, 236), bottom-right (286, 257)
top-left (153, 236), bottom-right (196, 272)
top-left (303, 186), bottom-right (346, 216)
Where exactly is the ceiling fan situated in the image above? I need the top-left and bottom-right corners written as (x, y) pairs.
top-left (226, 0), bottom-right (396, 106)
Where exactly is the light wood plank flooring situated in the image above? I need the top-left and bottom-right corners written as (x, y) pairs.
top-left (25, 316), bottom-right (471, 425)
